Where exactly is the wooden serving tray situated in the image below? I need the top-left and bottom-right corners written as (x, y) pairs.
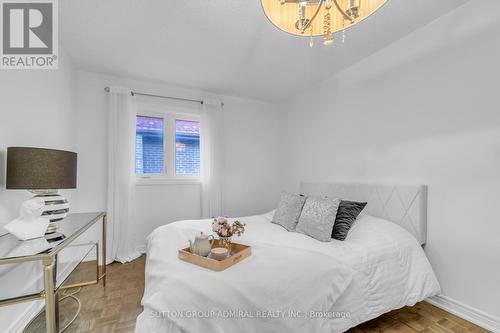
top-left (178, 241), bottom-right (251, 271)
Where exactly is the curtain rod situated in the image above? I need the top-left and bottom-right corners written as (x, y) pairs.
top-left (104, 87), bottom-right (224, 106)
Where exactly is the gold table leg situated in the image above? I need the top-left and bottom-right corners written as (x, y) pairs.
top-left (43, 258), bottom-right (58, 333)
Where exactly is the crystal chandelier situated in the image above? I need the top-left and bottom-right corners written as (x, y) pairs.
top-left (261, 0), bottom-right (387, 46)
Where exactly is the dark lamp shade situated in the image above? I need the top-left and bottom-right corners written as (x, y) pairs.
top-left (6, 147), bottom-right (77, 190)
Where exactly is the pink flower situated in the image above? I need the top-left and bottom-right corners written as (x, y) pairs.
top-left (216, 217), bottom-right (228, 226)
top-left (211, 217), bottom-right (245, 238)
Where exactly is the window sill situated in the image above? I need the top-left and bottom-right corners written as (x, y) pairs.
top-left (135, 177), bottom-right (201, 186)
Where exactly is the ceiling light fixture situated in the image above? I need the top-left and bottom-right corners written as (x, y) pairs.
top-left (261, 0), bottom-right (387, 47)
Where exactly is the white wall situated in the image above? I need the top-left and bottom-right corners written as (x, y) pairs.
top-left (0, 49), bottom-right (76, 332)
top-left (73, 70), bottom-right (282, 250)
top-left (281, 0), bottom-right (500, 321)
top-left (0, 50), bottom-right (76, 228)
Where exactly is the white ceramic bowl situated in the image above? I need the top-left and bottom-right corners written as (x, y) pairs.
top-left (211, 247), bottom-right (228, 261)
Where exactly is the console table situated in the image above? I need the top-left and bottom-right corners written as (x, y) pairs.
top-left (0, 212), bottom-right (107, 333)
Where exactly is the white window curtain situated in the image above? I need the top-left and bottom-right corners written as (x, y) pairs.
top-left (107, 86), bottom-right (141, 264)
top-left (201, 99), bottom-right (224, 218)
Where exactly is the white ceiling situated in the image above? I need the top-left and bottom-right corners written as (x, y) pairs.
top-left (60, 0), bottom-right (470, 102)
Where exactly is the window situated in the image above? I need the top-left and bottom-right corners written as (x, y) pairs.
top-left (175, 120), bottom-right (200, 175)
top-left (135, 115), bottom-right (164, 174)
top-left (135, 110), bottom-right (201, 183)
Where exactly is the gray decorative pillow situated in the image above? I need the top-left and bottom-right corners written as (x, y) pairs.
top-left (271, 192), bottom-right (306, 231)
top-left (296, 197), bottom-right (340, 242)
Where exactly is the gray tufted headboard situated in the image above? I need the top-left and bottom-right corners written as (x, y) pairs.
top-left (299, 182), bottom-right (428, 245)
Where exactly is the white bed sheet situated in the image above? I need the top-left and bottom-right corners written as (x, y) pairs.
top-left (136, 212), bottom-right (440, 333)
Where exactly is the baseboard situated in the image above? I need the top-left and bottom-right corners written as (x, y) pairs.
top-left (136, 244), bottom-right (146, 254)
top-left (81, 245), bottom-right (146, 264)
top-left (6, 301), bottom-right (44, 333)
top-left (426, 295), bottom-right (500, 332)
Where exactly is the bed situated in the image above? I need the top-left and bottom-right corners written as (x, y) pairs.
top-left (135, 182), bottom-right (440, 333)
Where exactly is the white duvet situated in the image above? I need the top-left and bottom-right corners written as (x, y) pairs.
top-left (136, 212), bottom-right (440, 333)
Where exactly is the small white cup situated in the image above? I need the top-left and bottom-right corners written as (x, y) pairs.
top-left (210, 247), bottom-right (228, 261)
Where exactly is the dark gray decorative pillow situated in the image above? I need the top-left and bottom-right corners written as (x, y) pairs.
top-left (332, 200), bottom-right (367, 241)
top-left (271, 192), bottom-right (306, 231)
top-left (296, 197), bottom-right (340, 242)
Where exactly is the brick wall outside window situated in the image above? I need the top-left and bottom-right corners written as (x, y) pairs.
top-left (176, 135), bottom-right (200, 174)
top-left (176, 120), bottom-right (200, 175)
top-left (136, 116), bottom-right (164, 174)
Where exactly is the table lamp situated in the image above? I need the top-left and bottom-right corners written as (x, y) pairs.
top-left (6, 147), bottom-right (77, 235)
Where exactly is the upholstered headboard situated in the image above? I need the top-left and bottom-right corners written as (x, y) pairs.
top-left (299, 182), bottom-right (428, 245)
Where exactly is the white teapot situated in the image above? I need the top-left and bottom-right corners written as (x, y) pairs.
top-left (189, 232), bottom-right (215, 257)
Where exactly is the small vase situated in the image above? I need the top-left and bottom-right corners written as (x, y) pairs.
top-left (219, 236), bottom-right (232, 252)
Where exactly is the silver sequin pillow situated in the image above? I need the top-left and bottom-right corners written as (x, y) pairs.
top-left (271, 192), bottom-right (306, 231)
top-left (296, 197), bottom-right (340, 242)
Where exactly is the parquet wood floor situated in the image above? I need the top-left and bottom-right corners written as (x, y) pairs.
top-left (59, 256), bottom-right (489, 333)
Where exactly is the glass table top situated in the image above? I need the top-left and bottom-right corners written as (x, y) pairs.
top-left (0, 212), bottom-right (104, 262)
